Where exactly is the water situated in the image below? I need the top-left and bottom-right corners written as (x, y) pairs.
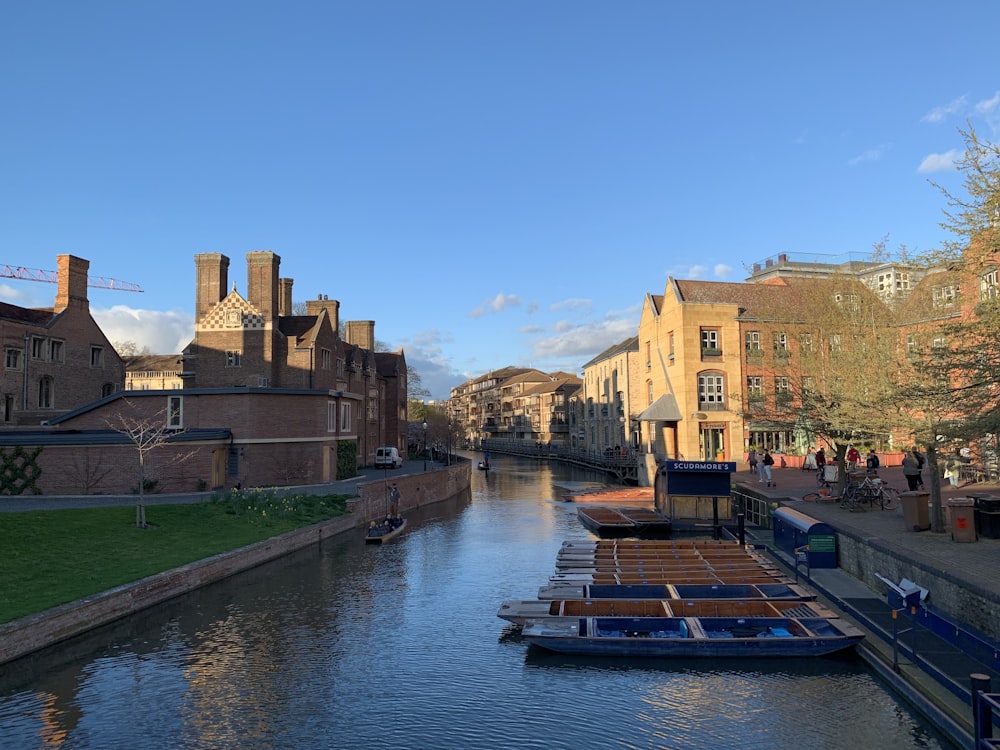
top-left (0, 456), bottom-right (954, 749)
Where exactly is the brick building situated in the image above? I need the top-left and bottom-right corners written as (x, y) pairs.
top-left (0, 251), bottom-right (407, 495)
top-left (0, 255), bottom-right (124, 426)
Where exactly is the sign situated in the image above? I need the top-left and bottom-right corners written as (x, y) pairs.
top-left (662, 460), bottom-right (736, 497)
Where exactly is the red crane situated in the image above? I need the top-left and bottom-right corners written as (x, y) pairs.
top-left (0, 264), bottom-right (143, 292)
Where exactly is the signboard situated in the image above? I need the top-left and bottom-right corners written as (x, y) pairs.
top-left (662, 460), bottom-right (736, 497)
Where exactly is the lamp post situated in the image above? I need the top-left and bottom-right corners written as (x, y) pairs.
top-left (422, 420), bottom-right (428, 471)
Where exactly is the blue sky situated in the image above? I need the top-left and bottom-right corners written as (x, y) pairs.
top-left (1, 2), bottom-right (997, 401)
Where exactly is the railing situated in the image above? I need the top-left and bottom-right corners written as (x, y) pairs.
top-left (730, 488), bottom-right (772, 529)
top-left (478, 439), bottom-right (640, 483)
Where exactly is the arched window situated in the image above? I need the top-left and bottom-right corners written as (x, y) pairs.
top-left (697, 372), bottom-right (725, 410)
top-left (38, 376), bottom-right (54, 409)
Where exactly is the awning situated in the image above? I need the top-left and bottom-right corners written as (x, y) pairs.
top-left (638, 394), bottom-right (683, 422)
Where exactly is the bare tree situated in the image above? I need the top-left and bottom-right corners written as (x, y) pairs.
top-left (106, 399), bottom-right (197, 528)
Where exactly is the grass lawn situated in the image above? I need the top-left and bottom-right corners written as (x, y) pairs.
top-left (0, 489), bottom-right (350, 624)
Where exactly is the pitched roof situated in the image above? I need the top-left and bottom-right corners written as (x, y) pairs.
top-left (124, 354), bottom-right (183, 372)
top-left (0, 300), bottom-right (55, 326)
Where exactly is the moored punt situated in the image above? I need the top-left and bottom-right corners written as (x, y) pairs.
top-left (576, 506), bottom-right (638, 538)
top-left (536, 582), bottom-right (816, 601)
top-left (521, 615), bottom-right (865, 658)
top-left (498, 597), bottom-right (835, 625)
top-left (549, 570), bottom-right (792, 586)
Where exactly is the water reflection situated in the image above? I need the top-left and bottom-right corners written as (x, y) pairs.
top-left (0, 457), bottom-right (953, 750)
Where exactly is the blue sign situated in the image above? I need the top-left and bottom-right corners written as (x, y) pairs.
top-left (662, 460), bottom-right (735, 497)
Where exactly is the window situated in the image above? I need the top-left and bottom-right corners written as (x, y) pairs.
top-left (102, 383), bottom-right (115, 397)
top-left (834, 293), bottom-right (860, 312)
top-left (3, 394), bottom-right (13, 423)
top-left (645, 340), bottom-right (652, 369)
top-left (50, 340), bottom-right (65, 363)
top-left (340, 402), bottom-right (352, 432)
top-left (38, 376), bottom-right (53, 409)
top-left (799, 333), bottom-right (813, 352)
top-left (932, 285), bottom-right (958, 307)
top-left (337, 358), bottom-right (346, 377)
top-left (32, 337), bottom-right (46, 360)
top-left (745, 331), bottom-right (761, 354)
top-left (802, 376), bottom-right (814, 395)
top-left (981, 270), bottom-right (998, 300)
top-left (829, 334), bottom-right (842, 353)
top-left (5, 348), bottom-right (21, 370)
top-left (90, 346), bottom-right (104, 368)
top-left (698, 373), bottom-right (725, 410)
top-left (328, 401), bottom-right (337, 432)
top-left (321, 348), bottom-right (332, 369)
top-left (932, 335), bottom-right (947, 350)
top-left (647, 380), bottom-right (653, 406)
top-left (226, 350), bottom-right (242, 367)
top-left (773, 332), bottom-right (789, 356)
top-left (700, 329), bottom-right (720, 353)
top-left (775, 376), bottom-right (791, 406)
top-left (167, 396), bottom-right (183, 428)
top-left (667, 332), bottom-right (674, 361)
top-left (747, 376), bottom-right (763, 401)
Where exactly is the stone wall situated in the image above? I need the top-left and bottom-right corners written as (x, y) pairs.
top-left (834, 526), bottom-right (1000, 643)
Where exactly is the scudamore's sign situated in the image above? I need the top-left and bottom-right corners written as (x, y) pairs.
top-left (662, 460), bottom-right (736, 496)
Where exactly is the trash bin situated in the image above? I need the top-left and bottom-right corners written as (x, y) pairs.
top-left (972, 495), bottom-right (1000, 539)
top-left (899, 491), bottom-right (930, 532)
top-left (946, 498), bottom-right (977, 542)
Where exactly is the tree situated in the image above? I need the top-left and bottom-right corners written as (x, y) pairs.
top-left (106, 399), bottom-right (196, 529)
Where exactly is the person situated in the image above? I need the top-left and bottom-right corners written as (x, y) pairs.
top-left (846, 445), bottom-right (860, 473)
top-left (902, 451), bottom-right (922, 491)
top-left (959, 446), bottom-right (972, 463)
top-left (802, 447), bottom-right (818, 472)
top-left (944, 457), bottom-right (961, 488)
top-left (815, 447), bottom-right (826, 472)
top-left (756, 449), bottom-right (767, 482)
top-left (388, 483), bottom-right (401, 518)
top-left (761, 449), bottom-right (775, 487)
top-left (865, 450), bottom-right (880, 476)
top-left (912, 448), bottom-right (926, 489)
top-left (747, 449), bottom-right (758, 475)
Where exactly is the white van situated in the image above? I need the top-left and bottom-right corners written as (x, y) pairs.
top-left (375, 446), bottom-right (403, 469)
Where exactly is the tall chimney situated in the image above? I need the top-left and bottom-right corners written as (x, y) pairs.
top-left (54, 255), bottom-right (90, 313)
top-left (306, 294), bottom-right (340, 332)
top-left (345, 320), bottom-right (375, 351)
top-left (247, 250), bottom-right (280, 320)
top-left (279, 277), bottom-right (294, 317)
top-left (194, 253), bottom-right (229, 319)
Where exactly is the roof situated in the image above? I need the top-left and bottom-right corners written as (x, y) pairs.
top-left (0, 427), bottom-right (232, 447)
top-left (124, 354), bottom-right (183, 372)
top-left (0, 300), bottom-right (55, 326)
top-left (582, 336), bottom-right (639, 368)
top-left (637, 394), bottom-right (683, 422)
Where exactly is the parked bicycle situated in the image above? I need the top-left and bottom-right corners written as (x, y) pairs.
top-left (840, 475), bottom-right (899, 512)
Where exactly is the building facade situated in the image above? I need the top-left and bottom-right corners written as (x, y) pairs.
top-left (0, 255), bottom-right (124, 427)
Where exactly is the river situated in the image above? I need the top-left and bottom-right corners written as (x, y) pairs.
top-left (0, 455), bottom-right (953, 749)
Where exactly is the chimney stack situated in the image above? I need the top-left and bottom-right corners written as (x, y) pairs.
top-left (279, 277), bottom-right (294, 317)
top-left (194, 253), bottom-right (230, 319)
top-left (345, 320), bottom-right (375, 351)
top-left (247, 250), bottom-right (280, 320)
top-left (54, 255), bottom-right (90, 313)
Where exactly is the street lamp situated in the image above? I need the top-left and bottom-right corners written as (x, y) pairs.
top-left (422, 420), bottom-right (428, 471)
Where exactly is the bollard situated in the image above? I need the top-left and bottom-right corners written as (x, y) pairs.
top-left (972, 673), bottom-right (992, 741)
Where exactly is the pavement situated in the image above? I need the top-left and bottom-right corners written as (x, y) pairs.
top-left (738, 463), bottom-right (1000, 747)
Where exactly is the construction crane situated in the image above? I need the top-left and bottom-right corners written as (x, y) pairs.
top-left (0, 264), bottom-right (143, 292)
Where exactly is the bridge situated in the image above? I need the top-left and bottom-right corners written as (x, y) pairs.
top-left (477, 439), bottom-right (640, 484)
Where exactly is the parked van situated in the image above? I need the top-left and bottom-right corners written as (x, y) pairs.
top-left (375, 446), bottom-right (403, 469)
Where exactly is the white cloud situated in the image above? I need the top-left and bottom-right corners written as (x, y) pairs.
top-left (848, 144), bottom-right (891, 165)
top-left (917, 150), bottom-right (960, 173)
top-left (976, 92), bottom-right (1000, 114)
top-left (922, 95), bottom-right (968, 124)
top-left (550, 297), bottom-right (592, 312)
top-left (713, 264), bottom-right (733, 279)
top-left (92, 306), bottom-right (193, 354)
top-left (468, 292), bottom-right (522, 317)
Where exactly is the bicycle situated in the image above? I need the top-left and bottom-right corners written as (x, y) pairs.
top-left (802, 488), bottom-right (839, 503)
top-left (841, 476), bottom-right (898, 511)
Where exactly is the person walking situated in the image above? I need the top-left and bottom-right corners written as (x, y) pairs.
top-left (802, 447), bottom-right (818, 472)
top-left (756, 449), bottom-right (767, 483)
top-left (846, 446), bottom-right (860, 473)
top-left (748, 449), bottom-right (758, 476)
top-left (902, 451), bottom-right (922, 491)
top-left (761, 449), bottom-right (775, 487)
top-left (865, 450), bottom-right (880, 476)
top-left (912, 448), bottom-right (926, 489)
top-left (944, 457), bottom-right (961, 488)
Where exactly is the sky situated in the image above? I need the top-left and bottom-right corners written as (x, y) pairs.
top-left (1, 2), bottom-right (998, 402)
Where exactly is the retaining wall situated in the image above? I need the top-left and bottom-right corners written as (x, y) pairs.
top-left (0, 461), bottom-right (472, 666)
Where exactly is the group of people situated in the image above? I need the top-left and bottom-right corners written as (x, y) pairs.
top-left (747, 448), bottom-right (777, 487)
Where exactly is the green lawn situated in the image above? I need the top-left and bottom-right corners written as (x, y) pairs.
top-left (0, 489), bottom-right (350, 624)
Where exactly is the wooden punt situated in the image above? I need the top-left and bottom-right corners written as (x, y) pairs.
top-left (521, 615), bottom-right (864, 658)
top-left (365, 517), bottom-right (407, 544)
top-left (536, 582), bottom-right (816, 601)
top-left (498, 597), bottom-right (836, 625)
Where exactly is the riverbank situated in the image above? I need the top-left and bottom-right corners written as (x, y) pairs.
top-left (0, 460), bottom-right (471, 666)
